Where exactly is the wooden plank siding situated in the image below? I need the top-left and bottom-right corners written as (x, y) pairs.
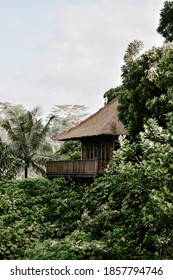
top-left (81, 138), bottom-right (115, 160)
top-left (46, 159), bottom-right (109, 179)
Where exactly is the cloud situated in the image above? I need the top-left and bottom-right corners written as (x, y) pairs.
top-left (0, 0), bottom-right (165, 118)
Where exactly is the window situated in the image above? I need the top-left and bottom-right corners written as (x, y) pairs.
top-left (91, 143), bottom-right (94, 159)
top-left (84, 140), bottom-right (110, 160)
top-left (101, 143), bottom-right (105, 159)
top-left (86, 144), bottom-right (90, 159)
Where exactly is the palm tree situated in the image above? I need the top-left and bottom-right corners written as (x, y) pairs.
top-left (2, 106), bottom-right (54, 178)
top-left (0, 138), bottom-right (18, 180)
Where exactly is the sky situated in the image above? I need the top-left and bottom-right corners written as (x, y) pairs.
top-left (0, 0), bottom-right (165, 118)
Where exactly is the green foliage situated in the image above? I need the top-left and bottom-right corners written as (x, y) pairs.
top-left (118, 42), bottom-right (173, 139)
top-left (0, 139), bottom-right (17, 180)
top-left (0, 178), bottom-right (83, 259)
top-left (157, 0), bottom-right (173, 42)
top-left (80, 115), bottom-right (173, 259)
top-left (103, 86), bottom-right (124, 104)
top-left (0, 117), bottom-right (173, 260)
top-left (54, 141), bottom-right (81, 160)
top-left (123, 40), bottom-right (144, 63)
top-left (0, 102), bottom-right (90, 177)
top-left (1, 107), bottom-right (55, 178)
top-left (0, 179), bottom-right (48, 259)
top-left (1, 1), bottom-right (173, 259)
top-left (24, 230), bottom-right (108, 260)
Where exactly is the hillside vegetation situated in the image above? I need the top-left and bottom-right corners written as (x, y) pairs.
top-left (0, 0), bottom-right (173, 259)
top-left (0, 115), bottom-right (173, 259)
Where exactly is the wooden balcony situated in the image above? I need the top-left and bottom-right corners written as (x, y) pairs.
top-left (46, 159), bottom-right (109, 179)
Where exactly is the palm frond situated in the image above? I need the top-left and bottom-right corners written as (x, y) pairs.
top-left (1, 106), bottom-right (55, 178)
top-left (31, 106), bottom-right (43, 119)
top-left (30, 161), bottom-right (46, 176)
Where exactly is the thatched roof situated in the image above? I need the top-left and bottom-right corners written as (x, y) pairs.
top-left (58, 97), bottom-right (127, 140)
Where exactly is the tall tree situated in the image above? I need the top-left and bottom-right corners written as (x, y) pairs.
top-left (118, 40), bottom-right (173, 139)
top-left (49, 104), bottom-right (89, 140)
top-left (0, 138), bottom-right (19, 180)
top-left (157, 0), bottom-right (173, 42)
top-left (2, 107), bottom-right (54, 178)
top-left (48, 104), bottom-right (89, 159)
top-left (103, 86), bottom-right (124, 105)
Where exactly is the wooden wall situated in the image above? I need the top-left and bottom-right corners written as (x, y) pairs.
top-left (81, 136), bottom-right (118, 160)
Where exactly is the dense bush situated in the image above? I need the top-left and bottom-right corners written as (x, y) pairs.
top-left (80, 115), bottom-right (173, 259)
top-left (24, 230), bottom-right (109, 260)
top-left (0, 115), bottom-right (173, 260)
top-left (0, 178), bottom-right (83, 259)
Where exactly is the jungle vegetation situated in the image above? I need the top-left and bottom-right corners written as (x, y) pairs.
top-left (0, 1), bottom-right (173, 260)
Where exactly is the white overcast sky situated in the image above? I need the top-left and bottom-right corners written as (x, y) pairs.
top-left (0, 0), bottom-right (165, 117)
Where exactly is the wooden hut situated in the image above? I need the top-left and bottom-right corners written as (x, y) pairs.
top-left (46, 97), bottom-right (127, 179)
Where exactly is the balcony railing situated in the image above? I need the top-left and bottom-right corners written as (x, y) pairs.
top-left (46, 159), bottom-right (109, 178)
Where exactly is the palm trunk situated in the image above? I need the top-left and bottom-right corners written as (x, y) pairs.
top-left (25, 165), bottom-right (28, 178)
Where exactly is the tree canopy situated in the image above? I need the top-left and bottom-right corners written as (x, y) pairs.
top-left (157, 0), bottom-right (173, 42)
top-left (49, 104), bottom-right (89, 140)
top-left (103, 86), bottom-right (124, 104)
top-left (103, 2), bottom-right (173, 139)
top-left (118, 41), bottom-right (173, 139)
top-left (104, 40), bottom-right (173, 139)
